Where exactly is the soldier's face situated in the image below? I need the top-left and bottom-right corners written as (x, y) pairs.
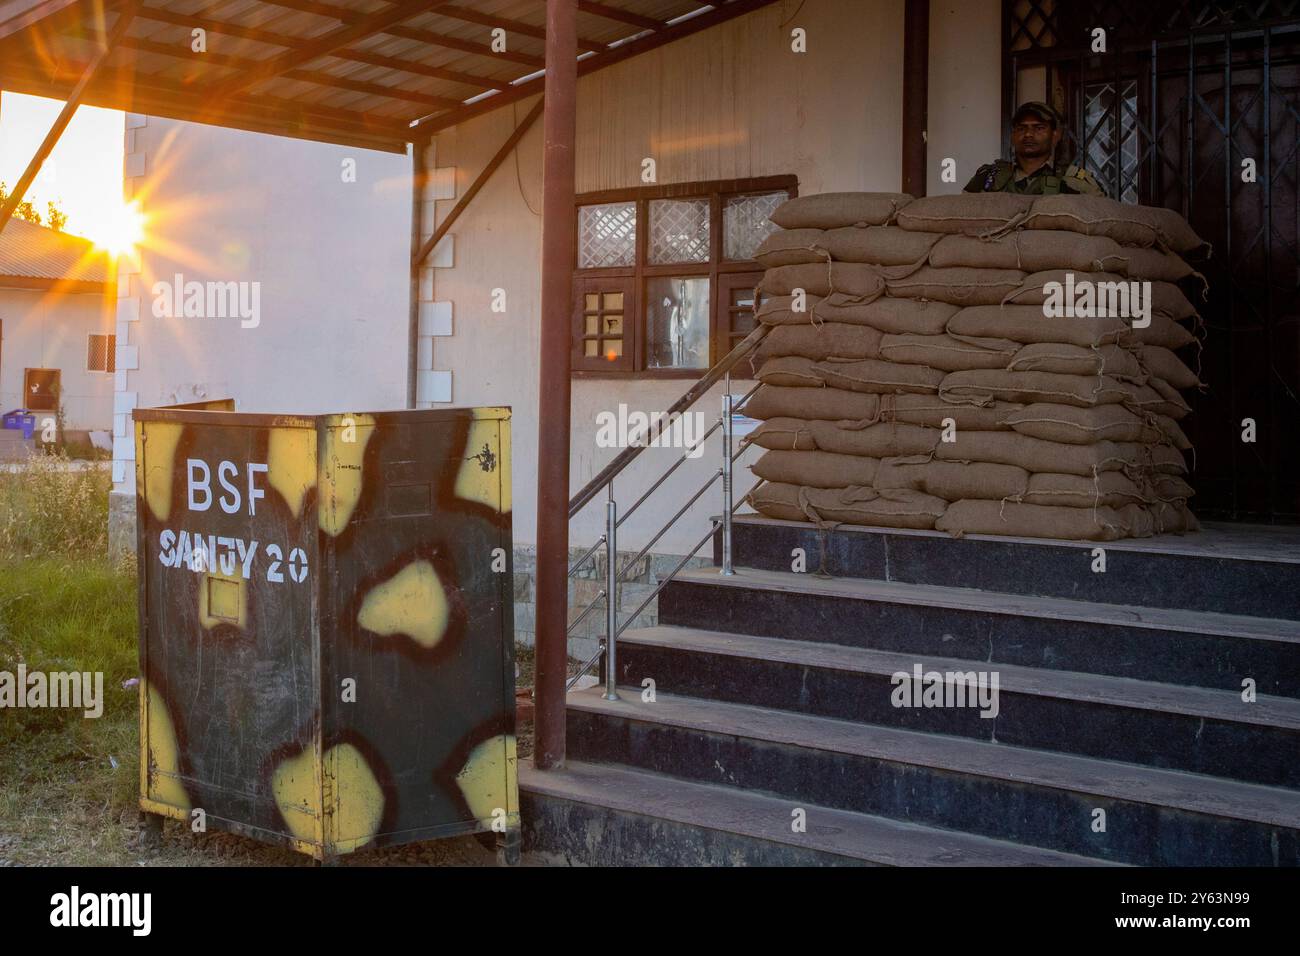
top-left (1012, 118), bottom-right (1060, 159)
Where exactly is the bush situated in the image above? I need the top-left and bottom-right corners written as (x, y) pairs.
top-left (0, 453), bottom-right (111, 559)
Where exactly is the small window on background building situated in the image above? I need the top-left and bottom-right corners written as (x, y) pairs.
top-left (87, 333), bottom-right (116, 373)
top-left (572, 179), bottom-right (795, 375)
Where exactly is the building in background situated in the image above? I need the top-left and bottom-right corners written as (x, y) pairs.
top-left (0, 217), bottom-right (114, 458)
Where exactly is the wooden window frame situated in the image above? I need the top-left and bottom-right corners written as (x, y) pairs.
top-left (87, 332), bottom-right (116, 373)
top-left (572, 175), bottom-right (797, 379)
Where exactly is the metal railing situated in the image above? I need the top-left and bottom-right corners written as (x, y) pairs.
top-left (564, 324), bottom-right (771, 700)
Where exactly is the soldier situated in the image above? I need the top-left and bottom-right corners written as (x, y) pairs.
top-left (964, 101), bottom-right (1107, 197)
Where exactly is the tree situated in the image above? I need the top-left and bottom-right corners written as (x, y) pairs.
top-left (0, 181), bottom-right (68, 230)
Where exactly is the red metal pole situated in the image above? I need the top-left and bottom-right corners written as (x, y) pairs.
top-left (533, 0), bottom-right (577, 770)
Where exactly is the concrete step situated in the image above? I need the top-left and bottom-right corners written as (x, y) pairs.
top-left (519, 759), bottom-right (1119, 866)
top-left (720, 516), bottom-right (1300, 620)
top-left (659, 566), bottom-right (1300, 697)
top-left (613, 625), bottom-right (1300, 788)
top-left (565, 686), bottom-right (1300, 866)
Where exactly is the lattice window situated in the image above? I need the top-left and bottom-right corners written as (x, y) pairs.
top-left (1008, 0), bottom-right (1058, 52)
top-left (649, 198), bottom-right (710, 264)
top-left (723, 192), bottom-right (785, 261)
top-left (87, 333), bottom-right (116, 373)
top-left (578, 201), bottom-right (636, 268)
top-left (1080, 81), bottom-right (1140, 203)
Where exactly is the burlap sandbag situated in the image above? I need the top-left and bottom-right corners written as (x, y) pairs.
top-left (804, 485), bottom-right (948, 529)
top-left (744, 385), bottom-right (880, 423)
top-left (816, 294), bottom-right (958, 335)
top-left (939, 369), bottom-right (1138, 408)
top-left (1140, 346), bottom-right (1201, 389)
top-left (755, 356), bottom-right (826, 388)
top-left (1007, 343), bottom-right (1143, 380)
top-left (816, 358), bottom-right (946, 394)
top-left (1025, 196), bottom-right (1210, 256)
top-left (880, 393), bottom-right (1022, 431)
top-left (1007, 271), bottom-right (1200, 322)
top-left (1113, 247), bottom-right (1198, 283)
top-left (936, 498), bottom-right (1149, 541)
top-left (879, 332), bottom-right (1019, 371)
top-left (817, 226), bottom-right (941, 265)
top-left (1148, 499), bottom-right (1200, 534)
top-left (770, 193), bottom-right (913, 230)
top-left (1025, 196), bottom-right (1160, 246)
top-left (757, 293), bottom-right (825, 326)
top-left (1003, 403), bottom-right (1169, 445)
top-left (1151, 474), bottom-right (1196, 501)
top-left (876, 457), bottom-right (1029, 501)
top-left (947, 305), bottom-right (1130, 348)
top-left (895, 194), bottom-right (1034, 235)
top-left (929, 231), bottom-right (1124, 273)
top-left (746, 418), bottom-right (818, 451)
top-left (1021, 472), bottom-right (1151, 509)
top-left (1142, 377), bottom-right (1194, 419)
top-left (754, 322), bottom-right (884, 362)
top-left (1125, 313), bottom-right (1197, 350)
top-left (936, 430), bottom-right (1163, 476)
top-left (887, 266), bottom-right (1027, 306)
top-left (1154, 413), bottom-right (1192, 450)
top-left (751, 450), bottom-right (880, 489)
top-left (809, 420), bottom-right (940, 458)
top-left (754, 228), bottom-right (826, 267)
top-left (760, 262), bottom-right (886, 299)
top-left (747, 482), bottom-right (946, 530)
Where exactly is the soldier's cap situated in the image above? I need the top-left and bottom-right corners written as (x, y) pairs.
top-left (1012, 101), bottom-right (1062, 129)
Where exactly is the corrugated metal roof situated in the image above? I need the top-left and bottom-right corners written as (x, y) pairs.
top-left (0, 218), bottom-right (112, 285)
top-left (0, 0), bottom-right (780, 152)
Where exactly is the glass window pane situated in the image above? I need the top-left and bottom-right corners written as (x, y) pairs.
top-left (649, 198), bottom-right (710, 264)
top-left (603, 314), bottom-right (623, 335)
top-left (585, 293), bottom-right (599, 310)
top-left (585, 316), bottom-right (599, 335)
top-left (605, 339), bottom-right (623, 359)
top-left (723, 192), bottom-right (786, 260)
top-left (603, 291), bottom-right (623, 310)
top-left (584, 340), bottom-right (599, 357)
top-left (646, 277), bottom-right (710, 369)
top-left (578, 202), bottom-right (636, 268)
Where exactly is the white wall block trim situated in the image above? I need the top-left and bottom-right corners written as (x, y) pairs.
top-left (416, 369), bottom-right (452, 403)
top-left (125, 113), bottom-right (147, 129)
top-left (115, 345), bottom-right (140, 370)
top-left (116, 297), bottom-right (140, 322)
top-left (113, 391), bottom-right (139, 414)
top-left (430, 234), bottom-right (454, 268)
top-left (430, 166), bottom-right (456, 200)
top-left (124, 152), bottom-right (146, 178)
top-left (416, 335), bottom-right (434, 370)
top-left (418, 300), bottom-right (452, 336)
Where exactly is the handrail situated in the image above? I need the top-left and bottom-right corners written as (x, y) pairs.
top-left (567, 322), bottom-right (769, 519)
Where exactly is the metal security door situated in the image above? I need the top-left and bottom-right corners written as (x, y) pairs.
top-left (1006, 1), bottom-right (1300, 521)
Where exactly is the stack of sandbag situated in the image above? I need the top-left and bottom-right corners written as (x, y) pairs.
top-left (743, 191), bottom-right (1206, 541)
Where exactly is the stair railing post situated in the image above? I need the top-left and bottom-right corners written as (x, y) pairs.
top-left (604, 491), bottom-right (620, 701)
top-left (721, 373), bottom-right (736, 576)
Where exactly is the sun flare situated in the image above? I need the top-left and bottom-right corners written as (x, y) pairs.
top-left (87, 199), bottom-right (145, 255)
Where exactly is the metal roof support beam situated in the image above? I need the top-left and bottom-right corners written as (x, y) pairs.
top-left (411, 97), bottom-right (544, 268)
top-left (0, 5), bottom-right (134, 235)
top-left (203, 0), bottom-right (460, 99)
top-left (577, 0), bottom-right (663, 30)
top-left (414, 0), bottom-right (779, 137)
top-left (129, 5), bottom-right (504, 93)
top-left (534, 0), bottom-right (577, 772)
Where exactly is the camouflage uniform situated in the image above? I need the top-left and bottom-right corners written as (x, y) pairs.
top-left (963, 158), bottom-right (1108, 197)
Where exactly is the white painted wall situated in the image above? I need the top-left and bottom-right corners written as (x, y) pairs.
top-left (927, 0), bottom-right (1004, 195)
top-left (111, 117), bottom-right (411, 491)
top-left (0, 286), bottom-right (113, 429)
top-left (427, 0), bottom-right (909, 553)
